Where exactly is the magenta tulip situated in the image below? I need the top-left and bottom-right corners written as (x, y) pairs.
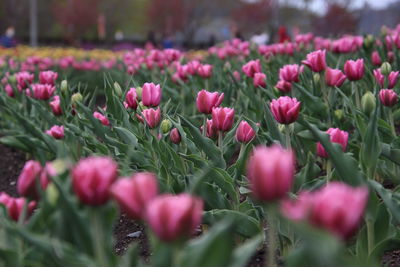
top-left (197, 64), bottom-right (213, 78)
top-left (316, 128), bottom-right (349, 158)
top-left (170, 128), bottom-right (181, 144)
top-left (247, 145), bottom-right (295, 201)
top-left (344, 59), bottom-right (364, 81)
top-left (39, 70), bottom-right (58, 85)
top-left (146, 194), bottom-right (203, 242)
top-left (0, 192), bottom-right (36, 221)
top-left (379, 89), bottom-right (398, 107)
top-left (253, 72), bottom-right (267, 88)
top-left (196, 90), bottom-right (224, 114)
top-left (270, 96), bottom-right (301, 124)
top-left (302, 50), bottom-right (327, 72)
top-left (27, 84), bottom-right (56, 100)
top-left (72, 156), bottom-right (118, 206)
top-left (49, 95), bottom-right (62, 116)
top-left (93, 112), bottom-right (110, 126)
top-left (46, 125), bottom-right (64, 139)
top-left (242, 59), bottom-right (262, 78)
top-left (110, 172), bottom-right (158, 220)
top-left (236, 121), bottom-right (256, 143)
top-left (17, 160), bottom-right (50, 199)
top-left (211, 107), bottom-right (235, 132)
top-left (275, 80), bottom-right (292, 93)
top-left (142, 82), bottom-right (161, 107)
top-left (371, 51), bottom-right (382, 66)
top-left (142, 107), bottom-right (161, 128)
top-left (279, 64), bottom-right (304, 83)
top-left (125, 88), bottom-right (138, 110)
top-left (325, 67), bottom-right (346, 87)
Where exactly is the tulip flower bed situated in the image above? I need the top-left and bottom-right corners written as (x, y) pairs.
top-left (2, 27), bottom-right (400, 267)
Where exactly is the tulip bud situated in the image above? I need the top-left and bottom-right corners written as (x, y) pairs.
top-left (71, 93), bottom-right (83, 107)
top-left (170, 128), bottom-right (181, 144)
top-left (379, 89), bottom-right (398, 107)
top-left (61, 80), bottom-right (68, 93)
top-left (142, 107), bottom-right (161, 128)
top-left (302, 50), bottom-right (327, 73)
top-left (0, 192), bottom-right (36, 221)
top-left (46, 125), bottom-right (65, 139)
top-left (136, 87), bottom-right (143, 100)
top-left (361, 91), bottom-right (376, 115)
top-left (113, 82), bottom-right (123, 97)
top-left (236, 121), bottom-right (256, 143)
top-left (196, 90), bottom-right (224, 114)
top-left (270, 96), bottom-right (301, 124)
top-left (381, 62), bottom-right (392, 76)
top-left (160, 119), bottom-right (172, 134)
top-left (211, 107), bottom-right (235, 132)
top-left (334, 109), bottom-right (344, 121)
top-left (313, 73), bottom-right (320, 85)
top-left (364, 35), bottom-right (374, 49)
top-left (316, 128), bottom-right (349, 158)
top-left (45, 183), bottom-right (59, 206)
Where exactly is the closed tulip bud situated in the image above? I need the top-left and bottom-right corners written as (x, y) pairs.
top-left (71, 93), bottom-right (83, 107)
top-left (313, 73), bottom-right (320, 85)
top-left (211, 107), bottom-right (235, 132)
top-left (275, 80), bottom-right (292, 93)
top-left (0, 192), bottom-right (36, 221)
top-left (253, 72), bottom-right (266, 88)
top-left (270, 96), bottom-right (301, 124)
top-left (381, 62), bottom-right (392, 75)
top-left (113, 82), bottom-right (123, 97)
top-left (61, 80), bottom-right (68, 93)
top-left (17, 160), bottom-right (50, 199)
top-left (146, 194), bottom-right (204, 242)
top-left (302, 50), bottom-right (327, 73)
top-left (49, 95), bottom-right (62, 116)
top-left (72, 156), bottom-right (118, 206)
top-left (160, 119), bottom-right (172, 134)
top-left (344, 59), bottom-right (364, 81)
top-left (325, 67), bottom-right (346, 87)
top-left (316, 128), bottom-right (349, 158)
top-left (142, 82), bottom-right (161, 107)
top-left (142, 107), bottom-right (161, 128)
top-left (196, 90), bottom-right (224, 114)
top-left (247, 145), bottom-right (295, 201)
top-left (200, 119), bottom-right (217, 139)
top-left (136, 86), bottom-right (143, 100)
top-left (361, 92), bottom-right (376, 115)
top-left (110, 172), bottom-right (158, 220)
top-left (334, 109), bottom-right (344, 121)
top-left (379, 89), bottom-right (398, 107)
top-left (364, 34), bottom-right (374, 49)
top-left (236, 121), bottom-right (255, 143)
top-left (371, 51), bottom-right (382, 66)
top-left (46, 125), bottom-right (64, 139)
top-left (281, 182), bottom-right (368, 240)
top-left (124, 88), bottom-right (138, 110)
top-left (45, 183), bottom-right (59, 206)
top-left (93, 112), bottom-right (110, 126)
top-left (170, 128), bottom-right (181, 144)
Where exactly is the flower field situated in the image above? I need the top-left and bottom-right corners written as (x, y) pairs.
top-left (1, 26), bottom-right (400, 267)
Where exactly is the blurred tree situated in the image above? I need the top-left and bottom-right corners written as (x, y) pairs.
top-left (231, 0), bottom-right (272, 35)
top-left (313, 3), bottom-right (357, 36)
top-left (147, 0), bottom-right (189, 35)
top-left (52, 0), bottom-right (101, 42)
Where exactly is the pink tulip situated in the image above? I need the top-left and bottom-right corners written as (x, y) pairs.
top-left (49, 96), bottom-right (62, 116)
top-left (39, 70), bottom-right (58, 85)
top-left (373, 69), bottom-right (399, 89)
top-left (236, 121), bottom-right (256, 143)
top-left (281, 182), bottom-right (368, 239)
top-left (4, 84), bottom-right (14, 97)
top-left (17, 160), bottom-right (50, 199)
top-left (146, 194), bottom-right (203, 242)
top-left (15, 71), bottom-right (34, 91)
top-left (0, 192), bottom-right (36, 221)
top-left (316, 128), bottom-right (349, 158)
top-left (247, 145), bottom-right (295, 201)
top-left (379, 89), bottom-right (398, 107)
top-left (275, 80), bottom-right (292, 93)
top-left (253, 72), bottom-right (266, 88)
top-left (211, 107), bottom-right (235, 132)
top-left (200, 119), bottom-right (217, 139)
top-left (187, 60), bottom-right (201, 75)
top-left (142, 107), bottom-right (161, 128)
top-left (72, 156), bottom-right (118, 206)
top-left (242, 59), bottom-right (262, 78)
top-left (93, 111), bottom-right (110, 126)
top-left (344, 59), bottom-right (364, 81)
top-left (170, 128), bottom-right (181, 144)
top-left (233, 71), bottom-right (241, 82)
top-left (196, 90), bottom-right (224, 114)
top-left (110, 172), bottom-right (158, 220)
top-left (302, 50), bottom-right (327, 72)
top-left (387, 51), bottom-right (395, 63)
top-left (325, 67), bottom-right (346, 87)
top-left (279, 64), bottom-right (304, 83)
top-left (197, 64), bottom-right (213, 78)
top-left (46, 125), bottom-right (64, 139)
top-left (27, 84), bottom-right (56, 100)
top-left (371, 51), bottom-right (382, 66)
top-left (142, 82), bottom-right (161, 107)
top-left (124, 88), bottom-right (138, 110)
top-left (270, 96), bottom-right (301, 124)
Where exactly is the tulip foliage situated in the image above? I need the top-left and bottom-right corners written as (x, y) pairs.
top-left (1, 28), bottom-right (400, 266)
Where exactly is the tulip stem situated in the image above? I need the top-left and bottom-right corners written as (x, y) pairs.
top-left (366, 218), bottom-right (375, 255)
top-left (265, 205), bottom-right (277, 267)
top-left (203, 115), bottom-right (207, 136)
top-left (352, 82), bottom-right (361, 109)
top-left (388, 108), bottom-right (396, 137)
top-left (91, 210), bottom-right (108, 267)
top-left (285, 125), bottom-right (291, 150)
top-left (205, 79), bottom-right (209, 91)
top-left (326, 160), bottom-right (332, 183)
top-left (218, 131), bottom-right (223, 152)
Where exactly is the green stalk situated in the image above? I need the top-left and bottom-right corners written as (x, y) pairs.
top-left (285, 124), bottom-right (291, 150)
top-left (388, 108), bottom-right (396, 137)
top-left (92, 210), bottom-right (108, 267)
top-left (366, 218), bottom-right (375, 256)
top-left (352, 82), bottom-right (361, 109)
top-left (202, 115), bottom-right (207, 136)
top-left (326, 159), bottom-right (332, 183)
top-left (218, 131), bottom-right (223, 152)
top-left (265, 205), bottom-right (277, 267)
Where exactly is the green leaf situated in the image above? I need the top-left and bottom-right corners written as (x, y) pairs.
top-left (264, 102), bottom-right (284, 144)
top-left (229, 234), bottom-right (263, 267)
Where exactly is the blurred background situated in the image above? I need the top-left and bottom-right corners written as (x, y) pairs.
top-left (1, 0), bottom-right (400, 49)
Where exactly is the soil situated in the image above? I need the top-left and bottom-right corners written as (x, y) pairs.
top-left (1, 143), bottom-right (399, 266)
